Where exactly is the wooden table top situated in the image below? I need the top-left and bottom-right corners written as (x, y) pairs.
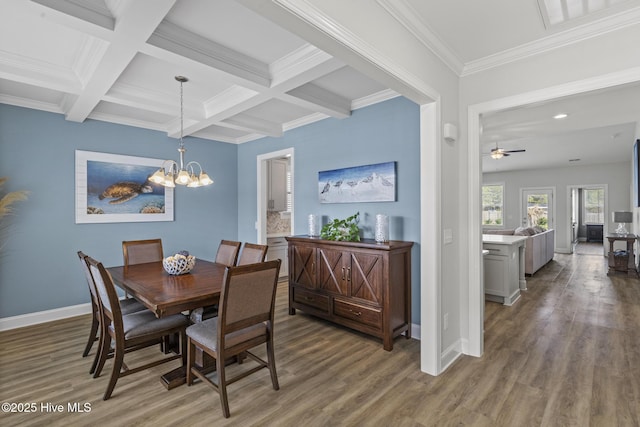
top-left (107, 260), bottom-right (226, 318)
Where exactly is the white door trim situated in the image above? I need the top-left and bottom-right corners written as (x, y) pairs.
top-left (468, 68), bottom-right (640, 358)
top-left (256, 148), bottom-right (295, 244)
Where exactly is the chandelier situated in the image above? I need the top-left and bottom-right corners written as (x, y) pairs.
top-left (149, 76), bottom-right (214, 188)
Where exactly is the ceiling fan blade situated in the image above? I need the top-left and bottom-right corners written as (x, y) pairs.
top-left (502, 149), bottom-right (525, 153)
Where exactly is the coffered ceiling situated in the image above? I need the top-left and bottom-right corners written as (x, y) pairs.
top-left (1, 0), bottom-right (639, 169)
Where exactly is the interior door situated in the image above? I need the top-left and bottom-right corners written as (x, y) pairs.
top-left (521, 188), bottom-right (554, 230)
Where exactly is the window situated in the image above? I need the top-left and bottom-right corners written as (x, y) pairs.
top-left (583, 187), bottom-right (604, 224)
top-left (482, 184), bottom-right (504, 226)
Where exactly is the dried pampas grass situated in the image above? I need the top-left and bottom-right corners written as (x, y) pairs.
top-left (0, 177), bottom-right (29, 219)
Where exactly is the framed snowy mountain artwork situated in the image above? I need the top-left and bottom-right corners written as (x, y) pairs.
top-left (318, 161), bottom-right (396, 203)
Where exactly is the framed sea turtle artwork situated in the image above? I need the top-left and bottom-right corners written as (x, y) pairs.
top-left (75, 150), bottom-right (174, 223)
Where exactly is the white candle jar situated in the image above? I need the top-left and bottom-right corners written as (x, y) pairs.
top-left (375, 214), bottom-right (389, 243)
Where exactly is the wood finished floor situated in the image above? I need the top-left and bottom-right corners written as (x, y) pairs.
top-left (1, 243), bottom-right (639, 426)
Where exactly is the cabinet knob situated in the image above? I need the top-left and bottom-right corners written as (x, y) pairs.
top-left (349, 309), bottom-right (362, 317)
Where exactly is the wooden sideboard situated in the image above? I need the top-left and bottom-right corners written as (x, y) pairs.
top-left (285, 236), bottom-right (413, 351)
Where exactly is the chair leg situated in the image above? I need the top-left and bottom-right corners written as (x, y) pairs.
top-left (180, 330), bottom-right (187, 366)
top-left (217, 356), bottom-right (230, 418)
top-left (266, 338), bottom-right (280, 390)
top-left (186, 337), bottom-right (195, 386)
top-left (93, 333), bottom-right (110, 378)
top-left (83, 312), bottom-right (99, 357)
top-left (103, 343), bottom-right (124, 400)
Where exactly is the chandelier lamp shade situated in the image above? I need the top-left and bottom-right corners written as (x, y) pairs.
top-left (149, 76), bottom-right (213, 188)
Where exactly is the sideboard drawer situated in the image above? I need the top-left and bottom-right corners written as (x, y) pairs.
top-left (292, 287), bottom-right (329, 314)
top-left (333, 299), bottom-right (381, 329)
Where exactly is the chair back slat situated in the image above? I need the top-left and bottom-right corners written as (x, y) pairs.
top-left (219, 260), bottom-right (281, 334)
top-left (87, 257), bottom-right (122, 328)
top-left (215, 240), bottom-right (241, 267)
top-left (123, 239), bottom-right (163, 265)
top-left (77, 251), bottom-right (98, 301)
top-left (236, 243), bottom-right (268, 266)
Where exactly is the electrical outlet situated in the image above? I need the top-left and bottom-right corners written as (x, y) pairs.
top-left (443, 313), bottom-right (449, 330)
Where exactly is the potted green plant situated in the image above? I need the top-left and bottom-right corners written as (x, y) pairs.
top-left (320, 212), bottom-right (360, 241)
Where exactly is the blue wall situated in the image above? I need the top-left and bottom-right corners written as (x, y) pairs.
top-left (0, 105), bottom-right (238, 317)
top-left (1, 97), bottom-right (421, 322)
top-left (237, 96), bottom-right (422, 322)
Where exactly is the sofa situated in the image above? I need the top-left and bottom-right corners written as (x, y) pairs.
top-left (483, 227), bottom-right (555, 275)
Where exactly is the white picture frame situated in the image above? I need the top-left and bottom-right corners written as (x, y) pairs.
top-left (75, 150), bottom-right (174, 224)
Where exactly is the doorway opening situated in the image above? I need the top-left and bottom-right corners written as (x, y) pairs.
top-left (256, 148), bottom-right (294, 280)
top-left (521, 187), bottom-right (555, 231)
top-left (567, 184), bottom-right (608, 255)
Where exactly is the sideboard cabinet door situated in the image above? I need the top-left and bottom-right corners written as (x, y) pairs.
top-left (286, 236), bottom-right (413, 351)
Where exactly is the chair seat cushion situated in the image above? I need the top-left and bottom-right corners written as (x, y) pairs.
top-left (186, 317), bottom-right (266, 351)
top-left (120, 298), bottom-right (146, 315)
top-left (117, 311), bottom-right (188, 339)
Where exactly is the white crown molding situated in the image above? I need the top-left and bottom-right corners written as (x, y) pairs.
top-left (72, 35), bottom-right (109, 86)
top-left (31, 0), bottom-right (115, 31)
top-left (273, 0), bottom-right (440, 103)
top-left (463, 6), bottom-right (640, 76)
top-left (376, 0), bottom-right (464, 76)
top-left (270, 43), bottom-right (335, 86)
top-left (87, 111), bottom-right (167, 133)
top-left (0, 50), bottom-right (80, 93)
top-left (351, 88), bottom-right (399, 110)
top-left (282, 112), bottom-right (328, 133)
top-left (0, 94), bottom-right (63, 114)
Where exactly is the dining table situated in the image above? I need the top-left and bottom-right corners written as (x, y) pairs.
top-left (107, 259), bottom-right (227, 389)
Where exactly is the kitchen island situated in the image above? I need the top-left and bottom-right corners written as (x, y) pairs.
top-left (483, 234), bottom-right (527, 305)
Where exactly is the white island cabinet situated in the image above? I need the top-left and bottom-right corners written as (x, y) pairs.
top-left (482, 234), bottom-right (527, 306)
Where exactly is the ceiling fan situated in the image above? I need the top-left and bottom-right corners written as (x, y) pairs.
top-left (485, 143), bottom-right (526, 159)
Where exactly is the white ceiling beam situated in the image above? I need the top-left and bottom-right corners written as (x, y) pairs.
top-left (63, 0), bottom-right (177, 122)
top-left (146, 21), bottom-right (271, 89)
top-left (29, 0), bottom-right (115, 39)
top-left (284, 83), bottom-right (351, 118)
top-left (222, 114), bottom-right (283, 137)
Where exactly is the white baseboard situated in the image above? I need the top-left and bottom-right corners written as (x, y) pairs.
top-left (411, 322), bottom-right (420, 340)
top-left (0, 303), bottom-right (92, 331)
top-left (441, 338), bottom-right (463, 371)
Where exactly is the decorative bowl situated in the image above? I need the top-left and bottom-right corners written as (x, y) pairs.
top-left (162, 254), bottom-right (196, 275)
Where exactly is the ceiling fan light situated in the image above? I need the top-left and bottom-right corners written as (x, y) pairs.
top-left (491, 151), bottom-right (504, 159)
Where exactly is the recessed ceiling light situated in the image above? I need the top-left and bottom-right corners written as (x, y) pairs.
top-left (553, 113), bottom-right (568, 119)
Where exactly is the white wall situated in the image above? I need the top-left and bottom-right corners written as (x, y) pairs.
top-left (239, 0), bottom-right (462, 374)
top-left (459, 23), bottom-right (640, 358)
top-left (484, 162), bottom-right (631, 252)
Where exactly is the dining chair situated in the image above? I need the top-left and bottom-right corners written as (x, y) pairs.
top-left (190, 240), bottom-right (242, 323)
top-left (236, 242), bottom-right (268, 266)
top-left (214, 240), bottom-right (241, 267)
top-left (85, 255), bottom-right (189, 400)
top-left (77, 251), bottom-right (145, 374)
top-left (186, 259), bottom-right (281, 418)
top-left (122, 238), bottom-right (163, 265)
